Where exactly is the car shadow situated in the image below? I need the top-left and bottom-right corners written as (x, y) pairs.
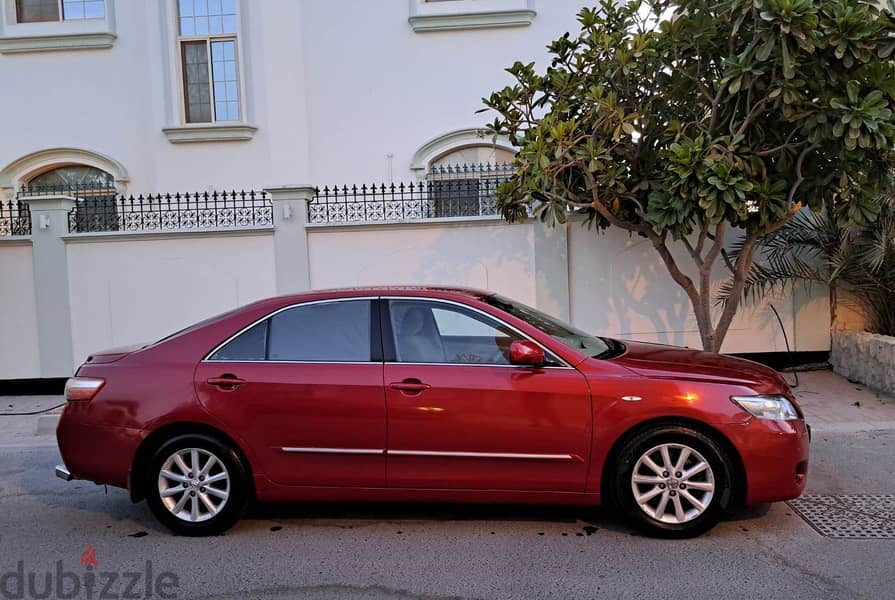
top-left (240, 500), bottom-right (773, 537)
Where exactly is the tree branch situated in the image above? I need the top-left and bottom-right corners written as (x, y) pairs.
top-left (787, 142), bottom-right (821, 206)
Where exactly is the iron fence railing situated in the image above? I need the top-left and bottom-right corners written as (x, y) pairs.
top-left (310, 163), bottom-right (514, 225)
top-left (0, 200), bottom-right (31, 236)
top-left (62, 190), bottom-right (273, 233)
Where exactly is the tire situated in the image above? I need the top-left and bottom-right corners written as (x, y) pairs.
top-left (611, 425), bottom-right (734, 538)
top-left (145, 433), bottom-right (250, 536)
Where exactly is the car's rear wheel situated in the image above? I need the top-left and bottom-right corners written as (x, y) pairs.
top-left (612, 425), bottom-right (734, 538)
top-left (145, 434), bottom-right (249, 536)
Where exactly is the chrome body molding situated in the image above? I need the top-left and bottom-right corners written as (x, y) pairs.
top-left (281, 447), bottom-right (385, 455)
top-left (279, 448), bottom-right (578, 461)
top-left (389, 450), bottom-right (577, 461)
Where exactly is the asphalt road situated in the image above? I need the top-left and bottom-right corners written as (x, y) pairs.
top-left (0, 429), bottom-right (893, 600)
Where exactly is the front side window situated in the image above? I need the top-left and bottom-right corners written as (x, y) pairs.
top-left (177, 0), bottom-right (240, 123)
top-left (389, 300), bottom-right (527, 365)
top-left (208, 300), bottom-right (373, 363)
top-left (15, 0), bottom-right (104, 23)
top-left (483, 294), bottom-right (617, 359)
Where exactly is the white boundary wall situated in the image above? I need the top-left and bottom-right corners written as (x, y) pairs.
top-left (0, 195), bottom-right (831, 380)
top-left (0, 241), bottom-right (40, 379)
top-left (65, 231), bottom-right (276, 367)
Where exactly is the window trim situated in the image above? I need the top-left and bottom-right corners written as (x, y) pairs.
top-left (408, 0), bottom-right (535, 33)
top-left (381, 296), bottom-right (572, 369)
top-left (0, 0), bottom-right (115, 53)
top-left (160, 0), bottom-right (255, 142)
top-left (203, 297), bottom-right (381, 363)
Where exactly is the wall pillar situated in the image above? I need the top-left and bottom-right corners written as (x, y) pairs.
top-left (22, 195), bottom-right (76, 377)
top-left (265, 185), bottom-right (314, 294)
top-left (533, 220), bottom-right (571, 322)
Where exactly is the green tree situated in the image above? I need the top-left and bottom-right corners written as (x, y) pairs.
top-left (481, 0), bottom-right (895, 352)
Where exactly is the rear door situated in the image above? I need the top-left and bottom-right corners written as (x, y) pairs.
top-left (382, 298), bottom-right (592, 492)
top-left (195, 298), bottom-right (386, 487)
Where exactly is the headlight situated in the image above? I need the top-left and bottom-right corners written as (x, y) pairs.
top-left (731, 395), bottom-right (799, 421)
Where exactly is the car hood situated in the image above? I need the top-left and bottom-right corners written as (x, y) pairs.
top-left (610, 340), bottom-right (786, 390)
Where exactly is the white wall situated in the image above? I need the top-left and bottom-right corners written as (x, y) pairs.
top-left (308, 220), bottom-right (537, 305)
top-left (65, 232), bottom-right (276, 366)
top-left (308, 220), bottom-right (831, 354)
top-left (0, 242), bottom-right (40, 378)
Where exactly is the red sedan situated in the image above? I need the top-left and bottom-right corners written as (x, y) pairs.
top-left (56, 287), bottom-right (809, 537)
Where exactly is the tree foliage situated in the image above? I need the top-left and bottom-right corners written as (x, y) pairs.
top-left (730, 191), bottom-right (895, 336)
top-left (481, 0), bottom-right (895, 352)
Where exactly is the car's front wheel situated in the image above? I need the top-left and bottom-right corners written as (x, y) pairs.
top-left (145, 434), bottom-right (250, 536)
top-left (612, 425), bottom-right (734, 538)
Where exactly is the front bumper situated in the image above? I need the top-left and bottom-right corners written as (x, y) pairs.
top-left (719, 417), bottom-right (810, 505)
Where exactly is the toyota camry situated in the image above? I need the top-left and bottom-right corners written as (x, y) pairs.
top-left (56, 287), bottom-right (809, 537)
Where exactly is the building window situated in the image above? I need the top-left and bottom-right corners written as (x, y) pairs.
top-left (427, 146), bottom-right (515, 218)
top-left (21, 165), bottom-right (118, 232)
top-left (14, 0), bottom-right (104, 23)
top-left (177, 0), bottom-right (240, 124)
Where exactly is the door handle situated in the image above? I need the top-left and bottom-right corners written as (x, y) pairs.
top-left (389, 380), bottom-right (431, 393)
top-left (207, 376), bottom-right (246, 389)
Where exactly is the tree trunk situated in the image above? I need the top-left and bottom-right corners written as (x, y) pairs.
top-left (649, 226), bottom-right (756, 354)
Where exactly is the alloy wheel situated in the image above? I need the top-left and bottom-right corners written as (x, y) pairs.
top-left (630, 443), bottom-right (715, 524)
top-left (157, 448), bottom-right (230, 522)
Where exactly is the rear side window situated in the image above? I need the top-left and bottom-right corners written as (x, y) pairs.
top-left (268, 300), bottom-right (371, 362)
top-left (208, 321), bottom-right (267, 361)
top-left (208, 300), bottom-right (373, 362)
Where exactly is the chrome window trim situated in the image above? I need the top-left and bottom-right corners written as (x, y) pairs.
top-left (384, 361), bottom-right (572, 370)
top-left (382, 295), bottom-right (575, 369)
top-left (202, 296), bottom-right (379, 362)
top-left (202, 294), bottom-right (576, 370)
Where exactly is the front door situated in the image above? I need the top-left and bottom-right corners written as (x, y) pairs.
top-left (382, 298), bottom-right (592, 492)
top-left (195, 298), bottom-right (386, 487)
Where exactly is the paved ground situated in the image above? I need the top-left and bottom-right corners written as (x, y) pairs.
top-left (0, 370), bottom-right (893, 600)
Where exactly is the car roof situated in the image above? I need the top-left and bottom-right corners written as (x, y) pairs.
top-left (270, 285), bottom-right (494, 304)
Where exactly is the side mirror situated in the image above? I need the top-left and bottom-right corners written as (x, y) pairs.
top-left (509, 340), bottom-right (545, 367)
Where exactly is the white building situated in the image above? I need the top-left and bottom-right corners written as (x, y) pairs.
top-left (0, 0), bottom-right (830, 383)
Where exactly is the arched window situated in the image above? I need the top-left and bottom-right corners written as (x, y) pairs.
top-left (426, 146), bottom-right (515, 218)
top-left (27, 165), bottom-right (114, 190)
top-left (24, 165), bottom-right (118, 232)
top-left (430, 146), bottom-right (516, 170)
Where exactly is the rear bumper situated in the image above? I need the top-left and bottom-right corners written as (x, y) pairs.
top-left (55, 465), bottom-right (75, 481)
top-left (719, 417), bottom-right (810, 505)
top-left (56, 410), bottom-right (143, 489)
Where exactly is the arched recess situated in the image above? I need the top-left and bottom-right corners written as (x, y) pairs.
top-left (410, 128), bottom-right (515, 175)
top-left (0, 147), bottom-right (129, 200)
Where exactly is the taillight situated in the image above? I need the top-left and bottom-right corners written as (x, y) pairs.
top-left (64, 377), bottom-right (105, 402)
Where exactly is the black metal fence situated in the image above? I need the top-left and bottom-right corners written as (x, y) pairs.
top-left (61, 190), bottom-right (273, 233)
top-left (310, 163), bottom-right (514, 225)
top-left (0, 200), bottom-right (31, 236)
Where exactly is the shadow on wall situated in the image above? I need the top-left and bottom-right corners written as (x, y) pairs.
top-left (569, 227), bottom-right (807, 352)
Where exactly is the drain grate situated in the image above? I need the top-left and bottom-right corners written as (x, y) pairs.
top-left (787, 495), bottom-right (895, 539)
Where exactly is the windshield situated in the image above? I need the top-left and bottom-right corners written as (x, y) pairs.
top-left (483, 294), bottom-right (617, 359)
